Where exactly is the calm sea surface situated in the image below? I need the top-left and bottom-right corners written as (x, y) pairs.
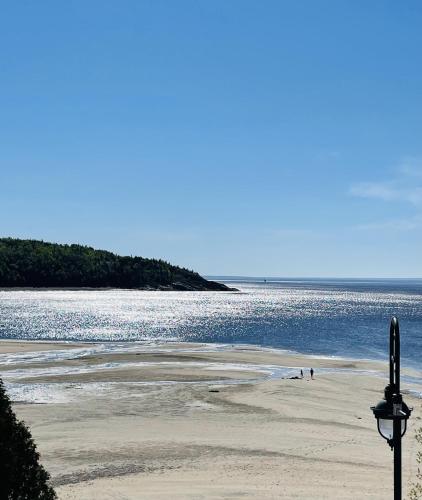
top-left (0, 279), bottom-right (421, 369)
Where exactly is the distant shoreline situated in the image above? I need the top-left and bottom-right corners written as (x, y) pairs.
top-left (0, 285), bottom-right (239, 292)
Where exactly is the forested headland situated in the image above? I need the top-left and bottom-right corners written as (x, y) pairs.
top-left (0, 238), bottom-right (235, 291)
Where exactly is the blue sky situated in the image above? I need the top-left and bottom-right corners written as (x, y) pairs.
top-left (1, 1), bottom-right (422, 277)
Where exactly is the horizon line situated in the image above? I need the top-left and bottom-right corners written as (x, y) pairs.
top-left (205, 275), bottom-right (422, 281)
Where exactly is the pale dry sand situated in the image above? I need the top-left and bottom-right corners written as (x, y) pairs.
top-left (0, 339), bottom-right (89, 354)
top-left (1, 341), bottom-right (421, 499)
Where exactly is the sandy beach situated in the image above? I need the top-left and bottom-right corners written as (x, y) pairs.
top-left (1, 341), bottom-right (421, 499)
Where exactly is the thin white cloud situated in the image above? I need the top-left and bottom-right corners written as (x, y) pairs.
top-left (397, 157), bottom-right (422, 177)
top-left (270, 228), bottom-right (315, 238)
top-left (349, 182), bottom-right (398, 201)
top-left (350, 160), bottom-right (422, 205)
top-left (143, 229), bottom-right (199, 242)
top-left (354, 214), bottom-right (422, 232)
top-left (350, 182), bottom-right (422, 205)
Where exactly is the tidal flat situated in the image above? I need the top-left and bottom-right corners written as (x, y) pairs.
top-left (1, 341), bottom-right (421, 499)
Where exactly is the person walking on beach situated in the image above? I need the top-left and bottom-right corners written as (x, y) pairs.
top-left (300, 369), bottom-right (303, 379)
top-left (310, 368), bottom-right (314, 380)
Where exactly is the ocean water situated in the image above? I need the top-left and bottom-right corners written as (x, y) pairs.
top-left (0, 278), bottom-right (421, 370)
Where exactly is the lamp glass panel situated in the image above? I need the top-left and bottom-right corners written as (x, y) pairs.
top-left (378, 419), bottom-right (393, 440)
top-left (401, 419), bottom-right (406, 437)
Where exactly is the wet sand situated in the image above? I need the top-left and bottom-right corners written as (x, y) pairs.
top-left (0, 341), bottom-right (420, 499)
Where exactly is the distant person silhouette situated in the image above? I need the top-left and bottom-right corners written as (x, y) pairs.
top-left (300, 369), bottom-right (303, 379)
top-left (310, 368), bottom-right (314, 380)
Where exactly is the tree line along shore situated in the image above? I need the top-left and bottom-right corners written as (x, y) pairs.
top-left (0, 238), bottom-right (235, 291)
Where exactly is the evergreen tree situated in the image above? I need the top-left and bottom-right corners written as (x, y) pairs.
top-left (0, 378), bottom-right (56, 499)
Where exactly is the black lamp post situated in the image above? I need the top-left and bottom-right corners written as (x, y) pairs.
top-left (371, 317), bottom-right (412, 500)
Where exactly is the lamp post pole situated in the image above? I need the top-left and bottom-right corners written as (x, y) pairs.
top-left (371, 317), bottom-right (412, 500)
top-left (393, 414), bottom-right (401, 500)
top-left (390, 317), bottom-right (401, 500)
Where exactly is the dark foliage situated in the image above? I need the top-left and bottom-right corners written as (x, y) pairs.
top-left (410, 423), bottom-right (422, 499)
top-left (0, 378), bottom-right (56, 499)
top-left (0, 238), bottom-right (232, 291)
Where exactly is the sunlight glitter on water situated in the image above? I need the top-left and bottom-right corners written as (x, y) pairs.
top-left (0, 281), bottom-right (421, 368)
